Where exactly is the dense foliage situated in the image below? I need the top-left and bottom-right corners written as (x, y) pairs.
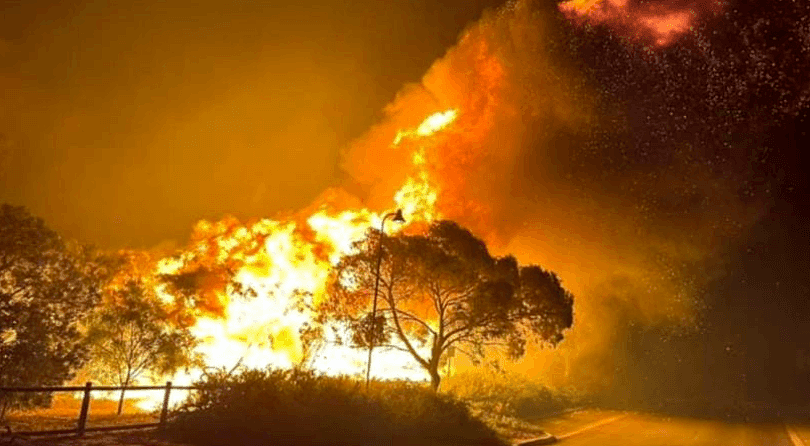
top-left (164, 368), bottom-right (505, 446)
top-left (325, 220), bottom-right (574, 390)
top-left (0, 204), bottom-right (112, 417)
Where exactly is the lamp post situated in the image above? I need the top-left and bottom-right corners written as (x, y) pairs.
top-left (365, 209), bottom-right (405, 390)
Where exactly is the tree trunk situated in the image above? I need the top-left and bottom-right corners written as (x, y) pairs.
top-left (428, 337), bottom-right (443, 391)
top-left (429, 366), bottom-right (441, 391)
top-left (117, 376), bottom-right (130, 416)
top-left (0, 396), bottom-right (8, 422)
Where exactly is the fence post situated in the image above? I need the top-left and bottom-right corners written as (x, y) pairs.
top-left (77, 382), bottom-right (92, 437)
top-left (159, 381), bottom-right (172, 431)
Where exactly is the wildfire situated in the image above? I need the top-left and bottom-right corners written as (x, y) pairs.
top-left (393, 109), bottom-right (458, 145)
top-left (136, 109), bottom-right (459, 396)
top-left (559, 0), bottom-right (725, 46)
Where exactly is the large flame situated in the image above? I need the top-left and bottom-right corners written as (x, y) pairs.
top-left (110, 0), bottom-right (721, 410)
top-left (127, 110), bottom-right (458, 398)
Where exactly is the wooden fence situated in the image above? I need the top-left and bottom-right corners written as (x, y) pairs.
top-left (0, 382), bottom-right (199, 437)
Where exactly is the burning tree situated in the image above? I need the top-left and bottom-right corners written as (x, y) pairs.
top-left (87, 279), bottom-right (199, 415)
top-left (0, 204), bottom-right (112, 417)
top-left (325, 220), bottom-right (574, 390)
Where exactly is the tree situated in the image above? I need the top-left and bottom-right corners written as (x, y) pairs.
top-left (325, 220), bottom-right (574, 390)
top-left (87, 279), bottom-right (199, 415)
top-left (0, 204), bottom-right (112, 418)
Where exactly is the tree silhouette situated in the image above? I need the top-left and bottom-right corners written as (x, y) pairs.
top-left (87, 279), bottom-right (199, 415)
top-left (0, 204), bottom-right (112, 417)
top-left (325, 220), bottom-right (574, 390)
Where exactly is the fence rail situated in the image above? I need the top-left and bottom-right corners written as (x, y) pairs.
top-left (0, 385), bottom-right (198, 392)
top-left (0, 381), bottom-right (201, 438)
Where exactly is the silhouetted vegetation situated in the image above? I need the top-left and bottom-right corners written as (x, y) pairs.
top-left (446, 370), bottom-right (582, 420)
top-left (0, 204), bottom-right (115, 418)
top-left (326, 220), bottom-right (574, 390)
top-left (163, 368), bottom-right (506, 446)
top-left (86, 279), bottom-right (200, 415)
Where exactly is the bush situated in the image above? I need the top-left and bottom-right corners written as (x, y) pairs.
top-left (162, 368), bottom-right (505, 446)
top-left (445, 370), bottom-right (581, 419)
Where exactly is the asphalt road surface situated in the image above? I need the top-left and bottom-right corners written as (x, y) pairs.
top-left (530, 410), bottom-right (810, 446)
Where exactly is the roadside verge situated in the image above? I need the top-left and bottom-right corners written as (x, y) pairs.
top-left (516, 412), bottom-right (629, 445)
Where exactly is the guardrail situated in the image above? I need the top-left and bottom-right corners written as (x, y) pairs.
top-left (0, 381), bottom-right (199, 437)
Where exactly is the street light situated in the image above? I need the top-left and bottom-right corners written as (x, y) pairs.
top-left (365, 209), bottom-right (405, 390)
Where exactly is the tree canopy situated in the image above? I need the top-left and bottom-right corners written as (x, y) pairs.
top-left (87, 279), bottom-right (199, 414)
top-left (0, 204), bottom-right (113, 416)
top-left (325, 220), bottom-right (574, 390)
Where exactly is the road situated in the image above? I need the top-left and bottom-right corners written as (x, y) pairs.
top-left (525, 410), bottom-right (810, 446)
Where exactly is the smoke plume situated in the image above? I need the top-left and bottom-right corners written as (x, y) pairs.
top-left (340, 0), bottom-right (769, 392)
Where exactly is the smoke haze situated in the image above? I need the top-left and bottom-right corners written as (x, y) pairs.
top-left (340, 0), bottom-right (810, 404)
top-left (339, 0), bottom-right (772, 394)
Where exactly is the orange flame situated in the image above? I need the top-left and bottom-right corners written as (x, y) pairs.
top-left (125, 109), bottom-right (460, 397)
top-left (559, 0), bottom-right (725, 47)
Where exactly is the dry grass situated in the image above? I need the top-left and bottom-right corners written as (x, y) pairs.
top-left (444, 371), bottom-right (580, 419)
top-left (468, 402), bottom-right (550, 441)
top-left (3, 394), bottom-right (158, 434)
top-left (24, 431), bottom-right (186, 446)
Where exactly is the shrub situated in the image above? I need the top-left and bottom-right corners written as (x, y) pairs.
top-left (163, 368), bottom-right (505, 446)
top-left (445, 370), bottom-right (581, 419)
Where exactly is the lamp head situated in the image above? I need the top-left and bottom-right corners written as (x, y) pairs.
top-left (392, 209), bottom-right (406, 224)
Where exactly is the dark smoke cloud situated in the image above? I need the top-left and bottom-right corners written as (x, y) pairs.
top-left (536, 0), bottom-right (810, 405)
top-left (343, 0), bottom-right (809, 404)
